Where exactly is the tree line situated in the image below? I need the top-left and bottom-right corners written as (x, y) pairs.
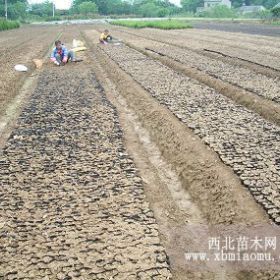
top-left (181, 0), bottom-right (278, 12)
top-left (0, 0), bottom-right (279, 21)
top-left (0, 0), bottom-right (179, 20)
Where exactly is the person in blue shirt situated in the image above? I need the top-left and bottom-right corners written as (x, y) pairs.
top-left (51, 40), bottom-right (75, 66)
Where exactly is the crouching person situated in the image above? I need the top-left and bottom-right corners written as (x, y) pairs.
top-left (51, 40), bottom-right (75, 66)
top-left (99, 29), bottom-right (112, 45)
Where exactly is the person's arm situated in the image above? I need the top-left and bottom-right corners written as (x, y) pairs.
top-left (99, 33), bottom-right (105, 42)
top-left (50, 48), bottom-right (56, 62)
top-left (62, 46), bottom-right (68, 63)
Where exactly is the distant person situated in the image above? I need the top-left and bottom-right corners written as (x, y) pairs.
top-left (99, 29), bottom-right (112, 44)
top-left (51, 40), bottom-right (75, 66)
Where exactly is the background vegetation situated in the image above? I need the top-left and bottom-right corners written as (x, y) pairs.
top-left (0, 0), bottom-right (279, 25)
top-left (197, 5), bottom-right (237, 17)
top-left (0, 0), bottom-right (28, 20)
top-left (0, 18), bottom-right (19, 30)
top-left (181, 0), bottom-right (278, 12)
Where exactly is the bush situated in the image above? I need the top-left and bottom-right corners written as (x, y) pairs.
top-left (198, 5), bottom-right (237, 18)
top-left (111, 19), bottom-right (193, 29)
top-left (137, 2), bottom-right (161, 17)
top-left (174, 11), bottom-right (196, 17)
top-left (45, 16), bottom-right (63, 22)
top-left (135, 2), bottom-right (175, 17)
top-left (9, 2), bottom-right (28, 20)
top-left (271, 7), bottom-right (280, 18)
top-left (78, 2), bottom-right (98, 15)
top-left (0, 19), bottom-right (20, 31)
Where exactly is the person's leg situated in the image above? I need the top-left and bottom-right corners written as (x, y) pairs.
top-left (67, 51), bottom-right (75, 62)
top-left (55, 53), bottom-right (62, 64)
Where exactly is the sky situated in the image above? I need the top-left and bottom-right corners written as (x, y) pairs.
top-left (170, 0), bottom-right (181, 6)
top-left (28, 0), bottom-right (181, 10)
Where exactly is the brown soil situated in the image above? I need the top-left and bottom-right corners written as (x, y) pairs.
top-left (125, 41), bottom-right (280, 127)
top-left (85, 32), bottom-right (268, 225)
top-left (1, 24), bottom-right (279, 280)
top-left (106, 25), bottom-right (280, 78)
top-left (200, 51), bottom-right (280, 80)
top-left (193, 22), bottom-right (280, 37)
top-left (0, 71), bottom-right (39, 149)
top-left (83, 31), bottom-right (278, 279)
top-left (0, 25), bottom-right (62, 118)
top-left (0, 31), bottom-right (171, 279)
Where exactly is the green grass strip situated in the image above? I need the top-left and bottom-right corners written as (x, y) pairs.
top-left (0, 19), bottom-right (20, 31)
top-left (110, 19), bottom-right (193, 30)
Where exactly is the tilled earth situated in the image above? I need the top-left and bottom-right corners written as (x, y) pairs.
top-left (98, 43), bottom-right (280, 224)
top-left (0, 25), bottom-right (62, 116)
top-left (108, 31), bottom-right (280, 103)
top-left (193, 22), bottom-right (280, 37)
top-left (0, 64), bottom-right (171, 279)
top-left (1, 24), bottom-right (280, 279)
top-left (109, 26), bottom-right (280, 71)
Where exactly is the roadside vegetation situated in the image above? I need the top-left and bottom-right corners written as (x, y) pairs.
top-left (0, 19), bottom-right (19, 31)
top-left (111, 19), bottom-right (193, 29)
